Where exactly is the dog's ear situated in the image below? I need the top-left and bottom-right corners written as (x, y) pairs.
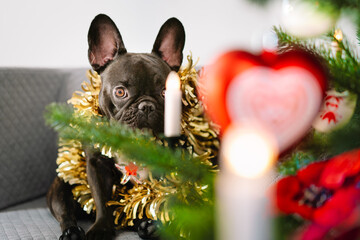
top-left (152, 18), bottom-right (185, 72)
top-left (88, 14), bottom-right (126, 73)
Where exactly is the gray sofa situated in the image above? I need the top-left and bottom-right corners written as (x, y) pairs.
top-left (0, 68), bottom-right (141, 240)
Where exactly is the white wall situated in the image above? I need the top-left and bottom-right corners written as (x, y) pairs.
top-left (0, 0), bottom-right (357, 68)
top-left (0, 0), bottom-right (284, 68)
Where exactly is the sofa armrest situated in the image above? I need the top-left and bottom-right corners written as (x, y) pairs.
top-left (0, 68), bottom-right (87, 209)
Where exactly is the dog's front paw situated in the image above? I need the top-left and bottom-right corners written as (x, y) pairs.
top-left (60, 226), bottom-right (85, 240)
top-left (86, 222), bottom-right (115, 240)
top-left (137, 219), bottom-right (161, 240)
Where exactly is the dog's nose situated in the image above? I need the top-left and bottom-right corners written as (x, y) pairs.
top-left (138, 101), bottom-right (156, 114)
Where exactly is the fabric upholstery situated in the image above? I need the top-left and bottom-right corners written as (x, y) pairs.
top-left (0, 197), bottom-right (141, 240)
top-left (0, 68), bottom-right (86, 209)
top-left (0, 68), bottom-right (141, 239)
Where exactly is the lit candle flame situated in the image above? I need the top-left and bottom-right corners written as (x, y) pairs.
top-left (222, 125), bottom-right (278, 178)
top-left (334, 29), bottom-right (343, 42)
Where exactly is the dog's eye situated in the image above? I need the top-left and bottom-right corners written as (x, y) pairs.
top-left (161, 89), bottom-right (165, 98)
top-left (115, 87), bottom-right (127, 98)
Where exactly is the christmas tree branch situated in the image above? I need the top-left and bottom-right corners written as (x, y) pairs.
top-left (275, 27), bottom-right (360, 94)
top-left (275, 27), bottom-right (360, 173)
top-left (161, 202), bottom-right (215, 240)
top-left (45, 103), bottom-right (217, 239)
top-left (44, 103), bottom-right (214, 183)
top-left (327, 36), bottom-right (360, 93)
top-left (277, 152), bottom-right (317, 176)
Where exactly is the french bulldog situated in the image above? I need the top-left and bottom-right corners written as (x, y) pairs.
top-left (47, 14), bottom-right (185, 240)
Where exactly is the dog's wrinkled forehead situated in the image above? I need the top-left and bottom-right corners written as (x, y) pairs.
top-left (102, 53), bottom-right (171, 87)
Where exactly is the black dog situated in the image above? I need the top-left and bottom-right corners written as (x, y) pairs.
top-left (47, 14), bottom-right (185, 240)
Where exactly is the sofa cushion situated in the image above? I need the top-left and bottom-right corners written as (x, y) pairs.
top-left (0, 197), bottom-right (141, 240)
top-left (0, 68), bottom-right (87, 209)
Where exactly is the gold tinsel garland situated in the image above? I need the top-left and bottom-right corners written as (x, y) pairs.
top-left (56, 55), bottom-right (219, 227)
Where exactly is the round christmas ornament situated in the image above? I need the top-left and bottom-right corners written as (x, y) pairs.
top-left (199, 49), bottom-right (327, 152)
top-left (312, 90), bottom-right (357, 132)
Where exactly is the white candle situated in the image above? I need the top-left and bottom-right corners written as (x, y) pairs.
top-left (164, 71), bottom-right (182, 137)
top-left (217, 124), bottom-right (278, 240)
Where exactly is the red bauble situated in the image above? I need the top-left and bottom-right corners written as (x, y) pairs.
top-left (199, 50), bottom-right (327, 152)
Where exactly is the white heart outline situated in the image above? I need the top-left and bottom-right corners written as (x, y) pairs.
top-left (226, 66), bottom-right (323, 151)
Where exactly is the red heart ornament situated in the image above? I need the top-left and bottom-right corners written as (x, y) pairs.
top-left (199, 50), bottom-right (327, 152)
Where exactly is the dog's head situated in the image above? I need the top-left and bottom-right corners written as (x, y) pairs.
top-left (87, 14), bottom-right (185, 134)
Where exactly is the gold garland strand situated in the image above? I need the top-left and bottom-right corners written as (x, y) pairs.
top-left (55, 55), bottom-right (219, 226)
top-left (68, 70), bottom-right (101, 117)
top-left (179, 55), bottom-right (219, 163)
top-left (108, 174), bottom-right (177, 226)
top-left (56, 70), bottom-right (102, 213)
